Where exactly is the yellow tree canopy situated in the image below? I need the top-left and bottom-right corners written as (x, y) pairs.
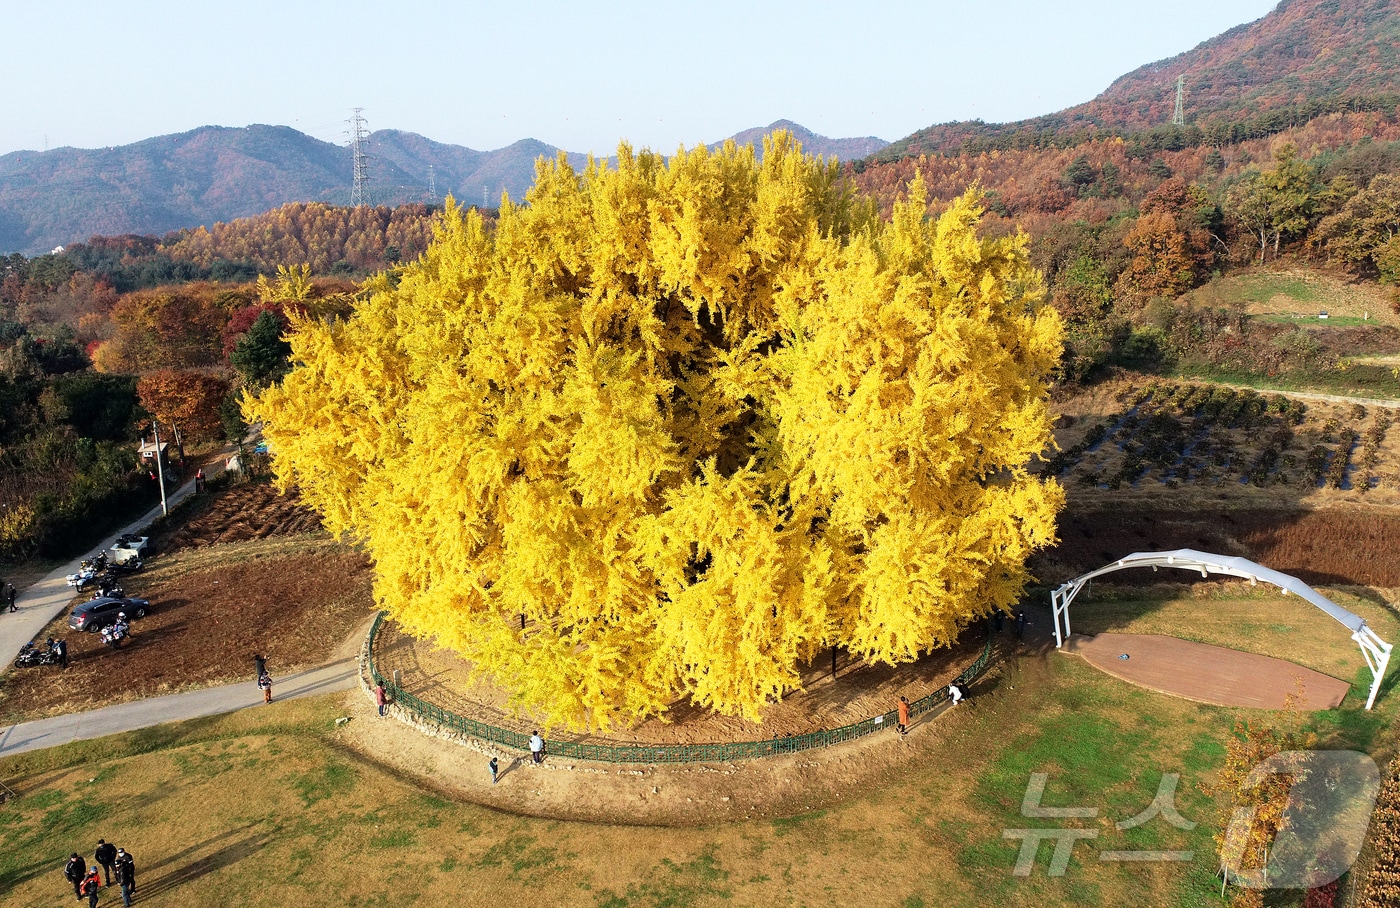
top-left (249, 133), bottom-right (1064, 730)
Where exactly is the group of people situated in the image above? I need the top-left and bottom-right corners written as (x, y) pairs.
top-left (64, 840), bottom-right (136, 907)
top-left (484, 730), bottom-right (546, 784)
top-left (44, 637), bottom-right (70, 668)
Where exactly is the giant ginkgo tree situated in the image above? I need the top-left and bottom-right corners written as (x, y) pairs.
top-left (249, 133), bottom-right (1064, 730)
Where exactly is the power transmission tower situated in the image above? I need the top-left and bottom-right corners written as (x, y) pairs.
top-left (348, 108), bottom-right (371, 207)
top-left (1172, 75), bottom-right (1186, 127)
top-left (428, 164), bottom-right (436, 200)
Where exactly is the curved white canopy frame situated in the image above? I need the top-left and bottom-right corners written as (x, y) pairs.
top-left (1050, 548), bottom-right (1393, 710)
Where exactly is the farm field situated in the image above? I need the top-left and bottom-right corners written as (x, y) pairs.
top-left (0, 483), bottom-right (373, 723)
top-left (1045, 378), bottom-right (1400, 510)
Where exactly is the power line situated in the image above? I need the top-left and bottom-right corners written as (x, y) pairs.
top-left (348, 108), bottom-right (371, 207)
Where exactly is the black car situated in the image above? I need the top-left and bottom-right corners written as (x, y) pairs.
top-left (68, 596), bottom-right (149, 632)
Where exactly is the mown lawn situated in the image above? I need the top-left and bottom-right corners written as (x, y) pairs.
top-left (2, 642), bottom-right (1392, 907)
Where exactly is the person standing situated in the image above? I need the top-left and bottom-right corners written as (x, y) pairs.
top-left (7, 583), bottom-right (15, 612)
top-left (1015, 609), bottom-right (1027, 641)
top-left (258, 670), bottom-right (272, 704)
top-left (65, 852), bottom-right (87, 900)
top-left (54, 637), bottom-right (69, 668)
top-left (529, 731), bottom-right (544, 765)
top-left (896, 696), bottom-right (910, 736)
top-left (253, 653), bottom-right (266, 681)
top-left (374, 683), bottom-right (388, 717)
top-left (993, 610), bottom-right (1004, 633)
top-left (195, 467), bottom-right (205, 492)
top-left (94, 839), bottom-right (117, 885)
top-left (489, 756), bottom-right (499, 785)
top-left (82, 865), bottom-right (102, 907)
top-left (114, 849), bottom-right (135, 906)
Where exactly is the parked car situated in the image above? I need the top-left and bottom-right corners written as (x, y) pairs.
top-left (69, 596), bottom-right (149, 632)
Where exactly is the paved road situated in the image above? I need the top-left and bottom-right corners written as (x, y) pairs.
top-left (0, 657), bottom-right (358, 757)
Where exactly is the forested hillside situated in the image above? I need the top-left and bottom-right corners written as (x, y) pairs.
top-left (877, 0), bottom-right (1400, 160)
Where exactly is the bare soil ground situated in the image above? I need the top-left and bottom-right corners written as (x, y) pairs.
top-left (0, 483), bottom-right (373, 723)
top-left (375, 620), bottom-right (999, 743)
top-left (342, 654), bottom-right (1016, 828)
top-left (1034, 505), bottom-right (1400, 588)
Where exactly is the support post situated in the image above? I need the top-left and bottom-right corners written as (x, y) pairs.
top-left (151, 419), bottom-right (168, 517)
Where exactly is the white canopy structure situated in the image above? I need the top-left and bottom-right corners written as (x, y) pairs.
top-left (1050, 549), bottom-right (1393, 710)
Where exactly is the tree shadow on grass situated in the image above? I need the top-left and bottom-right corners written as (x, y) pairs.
top-left (0, 854), bottom-right (68, 892)
top-left (137, 826), bottom-right (269, 900)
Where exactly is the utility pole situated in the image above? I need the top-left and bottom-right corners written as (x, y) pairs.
top-left (1172, 75), bottom-right (1186, 127)
top-left (151, 420), bottom-right (168, 517)
top-left (348, 108), bottom-right (371, 207)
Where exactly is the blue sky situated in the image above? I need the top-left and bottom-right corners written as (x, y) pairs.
top-left (2, 1), bottom-right (1279, 157)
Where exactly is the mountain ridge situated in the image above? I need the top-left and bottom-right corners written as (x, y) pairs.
top-left (877, 0), bottom-right (1400, 160)
top-left (0, 122), bottom-right (887, 255)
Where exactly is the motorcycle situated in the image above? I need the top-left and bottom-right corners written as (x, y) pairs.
top-left (92, 577), bottom-right (125, 599)
top-left (100, 621), bottom-right (129, 649)
top-left (66, 567), bottom-right (99, 590)
top-left (14, 642), bottom-right (61, 668)
top-left (67, 553), bottom-right (113, 589)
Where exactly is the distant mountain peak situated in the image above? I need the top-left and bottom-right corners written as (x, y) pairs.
top-left (713, 121), bottom-right (889, 161)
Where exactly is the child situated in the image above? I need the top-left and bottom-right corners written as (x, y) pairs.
top-left (489, 756), bottom-right (499, 785)
top-left (258, 670), bottom-right (272, 704)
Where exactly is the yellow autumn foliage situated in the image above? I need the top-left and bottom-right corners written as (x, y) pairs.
top-left (248, 132), bottom-right (1064, 730)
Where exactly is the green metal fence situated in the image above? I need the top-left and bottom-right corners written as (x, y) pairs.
top-left (365, 612), bottom-right (995, 764)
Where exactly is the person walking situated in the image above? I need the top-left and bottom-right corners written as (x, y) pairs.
top-left (94, 839), bottom-right (117, 885)
top-left (65, 852), bottom-right (87, 900)
top-left (195, 467), bottom-right (206, 492)
top-left (374, 683), bottom-right (389, 717)
top-left (896, 696), bottom-right (910, 736)
top-left (529, 731), bottom-right (544, 765)
top-left (1015, 609), bottom-right (1027, 641)
top-left (258, 669), bottom-right (272, 704)
top-left (7, 582), bottom-right (15, 612)
top-left (489, 756), bottom-right (499, 785)
top-left (114, 849), bottom-right (135, 906)
top-left (81, 865), bottom-right (102, 908)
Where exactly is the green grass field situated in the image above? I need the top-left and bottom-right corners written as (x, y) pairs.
top-left (2, 625), bottom-right (1393, 908)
